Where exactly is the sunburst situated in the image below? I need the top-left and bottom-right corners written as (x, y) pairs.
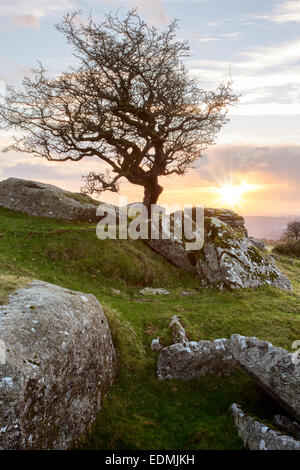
top-left (211, 181), bottom-right (262, 209)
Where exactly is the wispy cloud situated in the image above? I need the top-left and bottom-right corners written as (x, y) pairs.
top-left (230, 103), bottom-right (300, 116)
top-left (239, 38), bottom-right (300, 71)
top-left (197, 37), bottom-right (220, 43)
top-left (189, 35), bottom-right (300, 115)
top-left (258, 1), bottom-right (300, 24)
top-left (0, 0), bottom-right (76, 29)
top-left (196, 32), bottom-right (241, 43)
top-left (0, 0), bottom-right (75, 18)
top-left (161, 0), bottom-right (207, 3)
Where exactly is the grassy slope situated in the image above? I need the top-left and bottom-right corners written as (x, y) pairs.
top-left (0, 207), bottom-right (299, 450)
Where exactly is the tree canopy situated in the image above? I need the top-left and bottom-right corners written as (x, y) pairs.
top-left (0, 10), bottom-right (237, 208)
top-left (284, 220), bottom-right (300, 240)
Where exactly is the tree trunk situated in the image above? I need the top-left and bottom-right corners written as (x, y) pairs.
top-left (143, 178), bottom-right (163, 213)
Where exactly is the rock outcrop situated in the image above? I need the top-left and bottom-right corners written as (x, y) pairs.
top-left (0, 280), bottom-right (118, 450)
top-left (204, 207), bottom-right (247, 235)
top-left (0, 177), bottom-right (112, 222)
top-left (157, 338), bottom-right (237, 380)
top-left (230, 404), bottom-right (300, 450)
top-left (195, 217), bottom-right (291, 289)
top-left (229, 335), bottom-right (300, 421)
top-left (154, 325), bottom-right (300, 449)
top-left (146, 210), bottom-right (291, 290)
top-left (155, 328), bottom-right (300, 426)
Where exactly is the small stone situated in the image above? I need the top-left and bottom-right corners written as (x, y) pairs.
top-left (139, 287), bottom-right (170, 295)
top-left (151, 337), bottom-right (163, 352)
top-left (110, 288), bottom-right (121, 295)
top-left (169, 315), bottom-right (188, 344)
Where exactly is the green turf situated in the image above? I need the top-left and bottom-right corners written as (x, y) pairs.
top-left (0, 206), bottom-right (299, 450)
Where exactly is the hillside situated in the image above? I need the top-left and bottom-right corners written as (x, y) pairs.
top-left (0, 207), bottom-right (299, 450)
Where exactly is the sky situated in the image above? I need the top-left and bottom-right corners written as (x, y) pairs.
top-left (0, 0), bottom-right (300, 215)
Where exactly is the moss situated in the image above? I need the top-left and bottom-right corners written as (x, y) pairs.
top-left (0, 273), bottom-right (32, 305)
top-left (247, 245), bottom-right (264, 264)
top-left (204, 217), bottom-right (242, 250)
top-left (63, 191), bottom-right (99, 207)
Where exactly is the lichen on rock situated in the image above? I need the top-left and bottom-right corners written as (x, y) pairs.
top-left (0, 280), bottom-right (118, 450)
top-left (230, 403), bottom-right (300, 450)
top-left (195, 217), bottom-right (292, 290)
top-left (229, 334), bottom-right (300, 421)
top-left (0, 177), bottom-right (115, 222)
top-left (157, 338), bottom-right (238, 380)
top-left (146, 208), bottom-right (291, 290)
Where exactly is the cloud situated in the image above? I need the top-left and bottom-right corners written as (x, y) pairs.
top-left (190, 143), bottom-right (300, 214)
top-left (156, 143), bottom-right (300, 215)
top-left (196, 32), bottom-right (241, 43)
top-left (230, 103), bottom-right (300, 116)
top-left (0, 0), bottom-right (76, 29)
top-left (197, 37), bottom-right (220, 43)
top-left (0, 0), bottom-right (208, 29)
top-left (0, 162), bottom-right (80, 181)
top-left (188, 35), bottom-right (300, 116)
top-left (192, 38), bottom-right (300, 74)
top-left (87, 0), bottom-right (168, 25)
top-left (259, 1), bottom-right (300, 24)
top-left (161, 0), bottom-right (207, 2)
top-left (198, 143), bottom-right (300, 187)
top-left (239, 38), bottom-right (300, 71)
top-left (125, 0), bottom-right (168, 24)
top-left (0, 15), bottom-right (41, 30)
top-left (0, 0), bottom-right (75, 18)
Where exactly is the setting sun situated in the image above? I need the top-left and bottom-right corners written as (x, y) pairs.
top-left (214, 182), bottom-right (262, 209)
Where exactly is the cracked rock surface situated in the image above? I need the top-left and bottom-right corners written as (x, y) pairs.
top-left (231, 404), bottom-right (300, 450)
top-left (146, 210), bottom-right (291, 290)
top-left (196, 217), bottom-right (291, 290)
top-left (230, 335), bottom-right (300, 421)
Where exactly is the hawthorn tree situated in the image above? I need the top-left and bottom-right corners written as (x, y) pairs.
top-left (284, 220), bottom-right (300, 240)
top-left (0, 10), bottom-right (237, 210)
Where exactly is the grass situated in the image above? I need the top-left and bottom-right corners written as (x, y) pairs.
top-left (0, 206), bottom-right (299, 450)
top-left (273, 238), bottom-right (300, 257)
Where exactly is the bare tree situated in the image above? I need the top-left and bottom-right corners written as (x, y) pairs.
top-left (0, 10), bottom-right (237, 210)
top-left (284, 220), bottom-right (300, 240)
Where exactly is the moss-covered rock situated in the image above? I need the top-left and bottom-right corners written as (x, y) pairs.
top-left (146, 212), bottom-right (291, 290)
top-left (204, 207), bottom-right (247, 236)
top-left (196, 217), bottom-right (291, 289)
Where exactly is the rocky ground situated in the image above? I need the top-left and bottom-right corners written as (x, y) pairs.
top-left (0, 178), bottom-right (299, 450)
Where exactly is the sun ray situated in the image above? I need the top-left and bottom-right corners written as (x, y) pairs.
top-left (209, 180), bottom-right (264, 210)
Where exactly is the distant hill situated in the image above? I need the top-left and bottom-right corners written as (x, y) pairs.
top-left (244, 215), bottom-right (300, 241)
